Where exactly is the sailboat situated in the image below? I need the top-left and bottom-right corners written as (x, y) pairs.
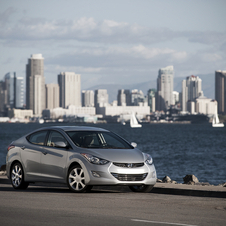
top-left (212, 112), bottom-right (224, 127)
top-left (130, 112), bottom-right (142, 128)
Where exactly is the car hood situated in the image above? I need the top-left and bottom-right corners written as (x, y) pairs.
top-left (80, 148), bottom-right (145, 163)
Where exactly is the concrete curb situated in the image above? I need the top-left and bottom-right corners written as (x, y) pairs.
top-left (1, 175), bottom-right (225, 198)
top-left (152, 187), bottom-right (226, 198)
top-left (153, 182), bottom-right (226, 198)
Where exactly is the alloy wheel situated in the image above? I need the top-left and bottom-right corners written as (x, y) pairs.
top-left (68, 167), bottom-right (86, 191)
top-left (11, 164), bottom-right (23, 187)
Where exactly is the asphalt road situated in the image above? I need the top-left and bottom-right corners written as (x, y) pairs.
top-left (0, 181), bottom-right (225, 226)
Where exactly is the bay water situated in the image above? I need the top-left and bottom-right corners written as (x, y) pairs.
top-left (0, 122), bottom-right (225, 185)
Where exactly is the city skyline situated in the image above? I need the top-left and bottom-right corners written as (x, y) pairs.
top-left (0, 0), bottom-right (225, 89)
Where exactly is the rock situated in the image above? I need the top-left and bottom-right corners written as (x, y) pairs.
top-left (0, 164), bottom-right (6, 171)
top-left (183, 175), bottom-right (199, 184)
top-left (187, 181), bottom-right (195, 185)
top-left (218, 182), bottom-right (226, 187)
top-left (196, 182), bottom-right (211, 186)
top-left (171, 180), bottom-right (177, 184)
top-left (162, 176), bottom-right (172, 183)
top-left (156, 178), bottom-right (162, 183)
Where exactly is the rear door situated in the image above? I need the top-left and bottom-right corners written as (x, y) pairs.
top-left (21, 130), bottom-right (48, 181)
top-left (40, 130), bottom-right (69, 182)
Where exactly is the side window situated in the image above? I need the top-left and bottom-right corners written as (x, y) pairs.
top-left (27, 131), bottom-right (48, 146)
top-left (47, 131), bottom-right (68, 147)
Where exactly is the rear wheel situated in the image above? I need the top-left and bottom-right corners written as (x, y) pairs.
top-left (129, 185), bottom-right (153, 193)
top-left (67, 165), bottom-right (93, 193)
top-left (11, 162), bottom-right (29, 189)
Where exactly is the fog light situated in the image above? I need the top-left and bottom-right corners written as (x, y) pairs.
top-left (92, 171), bottom-right (101, 178)
top-left (152, 171), bottom-right (156, 178)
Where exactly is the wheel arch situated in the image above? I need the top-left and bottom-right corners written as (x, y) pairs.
top-left (10, 160), bottom-right (23, 178)
top-left (68, 161), bottom-right (81, 171)
top-left (66, 159), bottom-right (91, 185)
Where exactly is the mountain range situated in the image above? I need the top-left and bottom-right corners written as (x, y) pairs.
top-left (86, 73), bottom-right (214, 103)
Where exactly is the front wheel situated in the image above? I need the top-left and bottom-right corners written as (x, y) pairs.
top-left (129, 185), bottom-right (153, 193)
top-left (11, 162), bottom-right (29, 189)
top-left (67, 165), bottom-right (93, 193)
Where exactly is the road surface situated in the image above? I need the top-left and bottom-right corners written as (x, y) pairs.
top-left (0, 180), bottom-right (225, 226)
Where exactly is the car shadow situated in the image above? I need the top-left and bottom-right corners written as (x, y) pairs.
top-left (0, 178), bottom-right (131, 194)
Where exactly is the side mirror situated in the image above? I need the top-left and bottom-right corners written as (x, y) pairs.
top-left (131, 142), bottom-right (137, 148)
top-left (54, 141), bottom-right (67, 148)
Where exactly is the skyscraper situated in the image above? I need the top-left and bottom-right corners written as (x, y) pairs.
top-left (58, 72), bottom-right (81, 108)
top-left (94, 89), bottom-right (108, 107)
top-left (15, 77), bottom-right (24, 108)
top-left (181, 75), bottom-right (203, 112)
top-left (117, 89), bottom-right (131, 106)
top-left (4, 72), bottom-right (16, 109)
top-left (156, 66), bottom-right (174, 111)
top-left (147, 89), bottom-right (156, 112)
top-left (215, 70), bottom-right (226, 114)
top-left (0, 81), bottom-right (6, 116)
top-left (26, 54), bottom-right (45, 116)
top-left (82, 90), bottom-right (94, 107)
top-left (131, 89), bottom-right (145, 106)
top-left (46, 84), bottom-right (59, 109)
top-left (3, 72), bottom-right (24, 109)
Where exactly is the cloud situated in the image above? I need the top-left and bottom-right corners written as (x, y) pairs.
top-left (45, 45), bottom-right (188, 69)
top-left (1, 14), bottom-right (225, 47)
top-left (0, 7), bottom-right (17, 26)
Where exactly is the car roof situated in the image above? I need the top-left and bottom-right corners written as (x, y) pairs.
top-left (34, 126), bottom-right (109, 133)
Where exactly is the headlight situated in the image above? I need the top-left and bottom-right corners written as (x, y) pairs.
top-left (144, 153), bottom-right (153, 165)
top-left (81, 153), bottom-right (109, 165)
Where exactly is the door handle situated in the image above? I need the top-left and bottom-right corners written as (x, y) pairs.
top-left (42, 152), bottom-right (48, 155)
top-left (21, 146), bottom-right (26, 150)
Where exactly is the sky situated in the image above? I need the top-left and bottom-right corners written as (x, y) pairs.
top-left (0, 0), bottom-right (226, 90)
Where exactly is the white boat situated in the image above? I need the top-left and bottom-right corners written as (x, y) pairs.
top-left (39, 118), bottom-right (44, 124)
top-left (212, 113), bottom-right (224, 127)
top-left (130, 112), bottom-right (142, 128)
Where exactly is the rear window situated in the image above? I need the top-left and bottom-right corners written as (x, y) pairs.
top-left (27, 131), bottom-right (48, 146)
top-left (67, 131), bottom-right (132, 149)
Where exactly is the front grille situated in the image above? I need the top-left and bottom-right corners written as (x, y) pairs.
top-left (113, 162), bottom-right (144, 168)
top-left (111, 173), bottom-right (148, 181)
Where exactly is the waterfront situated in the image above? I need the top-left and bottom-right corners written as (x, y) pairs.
top-left (0, 122), bottom-right (225, 185)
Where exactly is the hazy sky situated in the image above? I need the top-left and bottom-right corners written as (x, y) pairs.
top-left (0, 0), bottom-right (226, 89)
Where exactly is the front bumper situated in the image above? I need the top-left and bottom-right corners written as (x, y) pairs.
top-left (84, 161), bottom-right (157, 186)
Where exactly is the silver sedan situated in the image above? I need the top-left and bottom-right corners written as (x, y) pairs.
top-left (6, 126), bottom-right (156, 193)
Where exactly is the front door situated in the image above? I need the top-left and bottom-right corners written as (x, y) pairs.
top-left (41, 131), bottom-right (68, 182)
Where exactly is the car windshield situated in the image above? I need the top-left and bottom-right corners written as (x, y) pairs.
top-left (66, 131), bottom-right (133, 149)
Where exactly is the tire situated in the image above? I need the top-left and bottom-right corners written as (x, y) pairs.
top-left (129, 185), bottom-right (153, 193)
top-left (67, 165), bottom-right (93, 193)
top-left (11, 162), bottom-right (29, 190)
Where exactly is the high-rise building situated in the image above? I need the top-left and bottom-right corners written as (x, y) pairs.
top-left (15, 77), bottom-right (24, 108)
top-left (147, 89), bottom-right (156, 112)
top-left (0, 81), bottom-right (6, 116)
top-left (172, 91), bottom-right (179, 105)
top-left (58, 72), bottom-right (81, 108)
top-left (26, 54), bottom-right (45, 116)
top-left (46, 84), bottom-right (59, 109)
top-left (131, 89), bottom-right (145, 106)
top-left (4, 72), bottom-right (16, 108)
top-left (181, 75), bottom-right (203, 112)
top-left (94, 89), bottom-right (108, 108)
top-left (82, 90), bottom-right (94, 107)
top-left (3, 72), bottom-right (24, 109)
top-left (215, 70), bottom-right (226, 114)
top-left (117, 89), bottom-right (131, 106)
top-left (156, 66), bottom-right (174, 111)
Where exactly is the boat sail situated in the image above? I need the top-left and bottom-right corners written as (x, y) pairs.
top-left (130, 112), bottom-right (142, 128)
top-left (212, 112), bottom-right (224, 127)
